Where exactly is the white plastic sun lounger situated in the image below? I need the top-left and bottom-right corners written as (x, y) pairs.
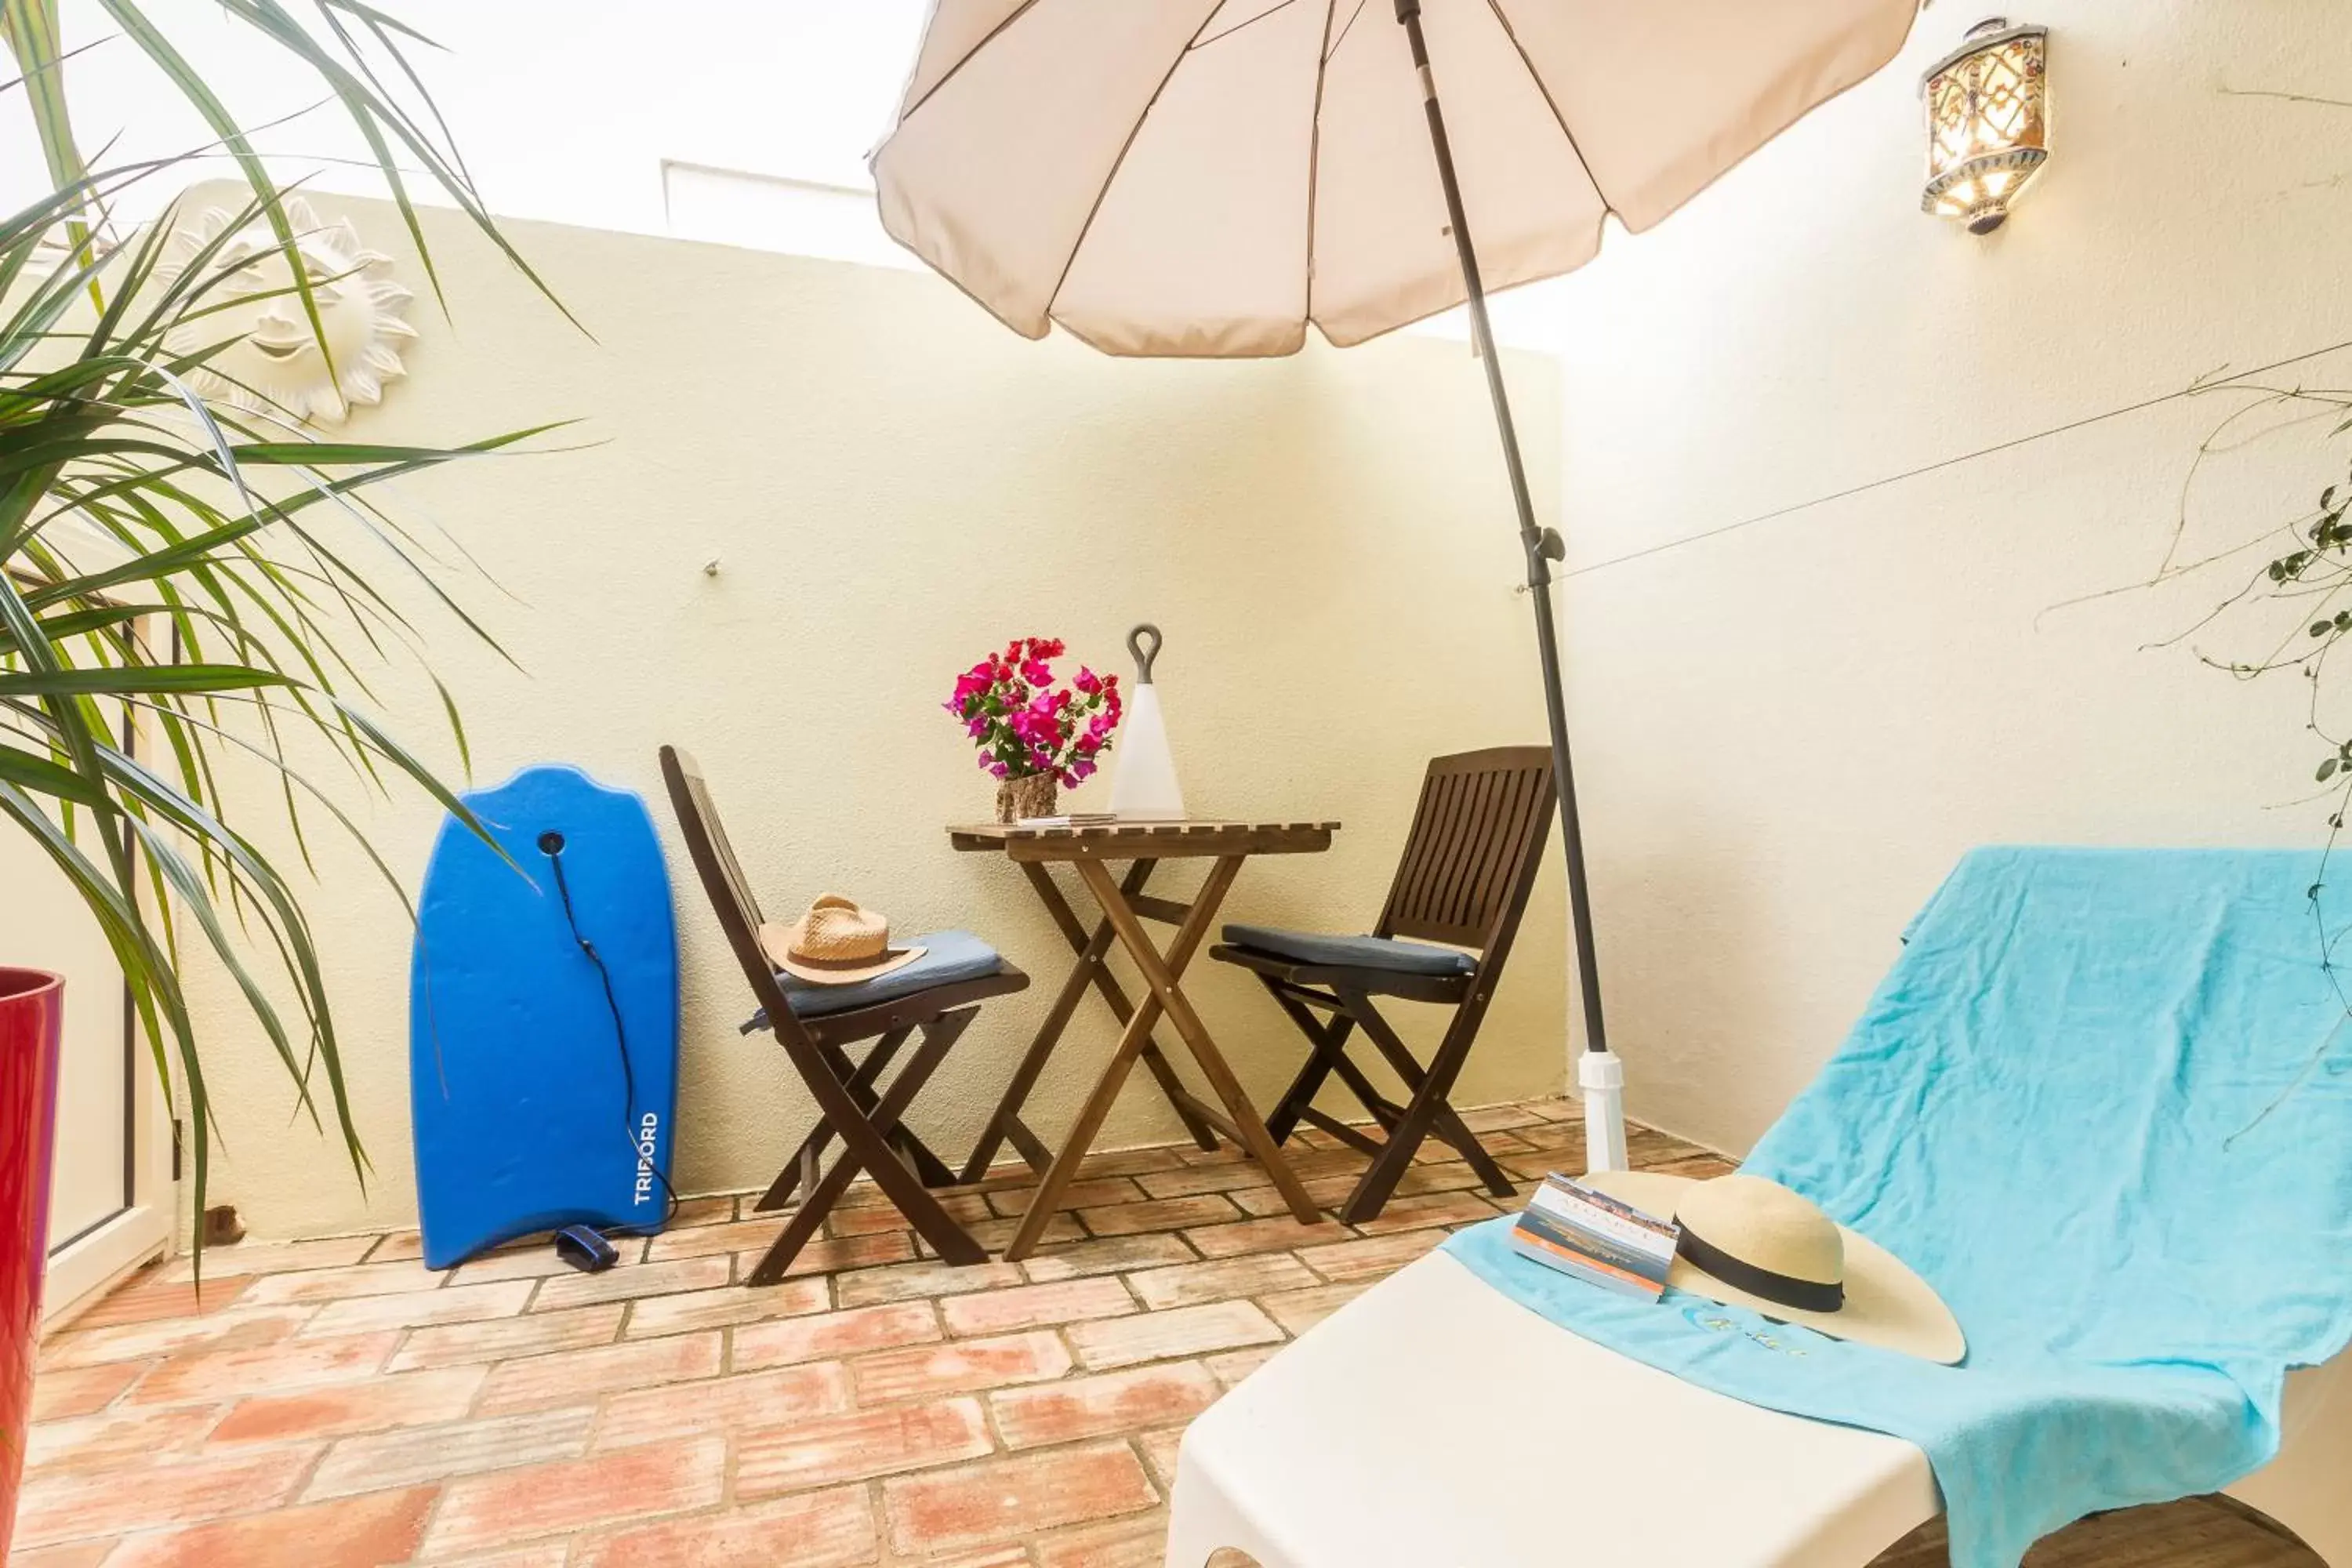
top-left (1165, 1237), bottom-right (2352, 1568)
top-left (1172, 848), bottom-right (2352, 1567)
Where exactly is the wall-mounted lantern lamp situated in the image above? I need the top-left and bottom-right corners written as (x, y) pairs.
top-left (1921, 17), bottom-right (2049, 234)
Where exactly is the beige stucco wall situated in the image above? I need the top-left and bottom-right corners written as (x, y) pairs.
top-left (1543, 0), bottom-right (2352, 1152)
top-left (165, 187), bottom-right (1566, 1240)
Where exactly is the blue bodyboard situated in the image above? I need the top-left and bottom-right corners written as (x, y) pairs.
top-left (409, 765), bottom-right (678, 1269)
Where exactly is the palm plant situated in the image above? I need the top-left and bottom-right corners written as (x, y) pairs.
top-left (2, 1), bottom-right (559, 1245)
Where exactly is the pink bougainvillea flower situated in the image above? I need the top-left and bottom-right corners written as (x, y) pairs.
top-left (948, 637), bottom-right (1118, 784)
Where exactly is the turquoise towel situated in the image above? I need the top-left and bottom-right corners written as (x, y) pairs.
top-left (1444, 847), bottom-right (2352, 1568)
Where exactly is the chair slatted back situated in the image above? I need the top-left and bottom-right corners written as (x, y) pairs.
top-left (1375, 746), bottom-right (1555, 952)
top-left (659, 746), bottom-right (796, 1027)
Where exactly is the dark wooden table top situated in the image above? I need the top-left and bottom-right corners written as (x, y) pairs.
top-left (946, 818), bottom-right (1339, 862)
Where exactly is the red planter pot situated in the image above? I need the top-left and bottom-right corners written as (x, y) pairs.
top-left (0, 968), bottom-right (63, 1559)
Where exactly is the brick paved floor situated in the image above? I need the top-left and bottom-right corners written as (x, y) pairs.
top-left (16, 1101), bottom-right (2313, 1566)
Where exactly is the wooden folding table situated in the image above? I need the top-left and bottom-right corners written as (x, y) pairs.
top-left (948, 818), bottom-right (1338, 1259)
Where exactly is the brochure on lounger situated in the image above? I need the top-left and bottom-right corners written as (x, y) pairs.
top-left (1509, 1174), bottom-right (1679, 1301)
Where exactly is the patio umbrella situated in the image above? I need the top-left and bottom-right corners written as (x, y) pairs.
top-left (870, 0), bottom-right (1920, 1169)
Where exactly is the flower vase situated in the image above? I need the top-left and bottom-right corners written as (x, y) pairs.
top-left (995, 773), bottom-right (1058, 824)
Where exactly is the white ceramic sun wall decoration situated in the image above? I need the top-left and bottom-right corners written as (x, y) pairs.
top-left (161, 198), bottom-right (416, 426)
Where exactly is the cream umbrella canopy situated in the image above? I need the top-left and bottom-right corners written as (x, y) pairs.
top-left (871, 0), bottom-right (1921, 1170)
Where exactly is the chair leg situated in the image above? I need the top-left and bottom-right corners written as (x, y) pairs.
top-left (822, 1035), bottom-right (960, 1191)
top-left (1261, 971), bottom-right (1519, 1219)
top-left (1346, 1014), bottom-right (1515, 1197)
top-left (1321, 1042), bottom-right (1403, 1137)
top-left (1352, 1010), bottom-right (1516, 1199)
top-left (1297, 1104), bottom-right (1385, 1157)
top-left (756, 1025), bottom-right (913, 1212)
top-left (1428, 1106), bottom-right (1516, 1197)
top-left (746, 1009), bottom-right (985, 1286)
top-left (1259, 978), bottom-right (1356, 1144)
top-left (763, 1029), bottom-right (961, 1208)
top-left (1336, 989), bottom-right (1504, 1225)
top-left (888, 1123), bottom-right (960, 1187)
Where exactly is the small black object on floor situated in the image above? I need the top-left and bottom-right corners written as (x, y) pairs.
top-left (554, 1224), bottom-right (619, 1273)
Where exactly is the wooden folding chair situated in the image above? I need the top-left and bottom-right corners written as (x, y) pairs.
top-left (1210, 746), bottom-right (1555, 1225)
top-left (658, 746), bottom-right (1027, 1284)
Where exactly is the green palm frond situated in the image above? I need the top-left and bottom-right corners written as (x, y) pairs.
top-left (1, 4), bottom-right (571, 1276)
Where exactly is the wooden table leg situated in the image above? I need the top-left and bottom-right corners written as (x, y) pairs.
top-left (962, 862), bottom-right (1174, 1183)
top-left (1001, 856), bottom-right (1243, 1259)
top-left (1074, 856), bottom-right (1320, 1225)
top-left (1020, 861), bottom-right (1221, 1152)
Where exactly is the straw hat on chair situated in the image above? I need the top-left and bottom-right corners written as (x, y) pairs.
top-left (758, 894), bottom-right (926, 985)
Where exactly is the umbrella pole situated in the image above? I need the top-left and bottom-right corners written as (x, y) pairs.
top-left (1393, 0), bottom-right (1627, 1173)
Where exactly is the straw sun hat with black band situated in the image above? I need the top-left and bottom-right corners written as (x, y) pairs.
top-left (1583, 1170), bottom-right (1965, 1364)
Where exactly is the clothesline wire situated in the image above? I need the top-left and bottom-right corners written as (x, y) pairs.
top-left (1562, 333), bottom-right (2352, 580)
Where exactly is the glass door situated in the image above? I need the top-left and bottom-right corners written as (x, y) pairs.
top-left (2, 647), bottom-right (174, 1327)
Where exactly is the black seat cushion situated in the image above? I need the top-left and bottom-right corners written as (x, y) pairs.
top-left (1221, 924), bottom-right (1475, 976)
